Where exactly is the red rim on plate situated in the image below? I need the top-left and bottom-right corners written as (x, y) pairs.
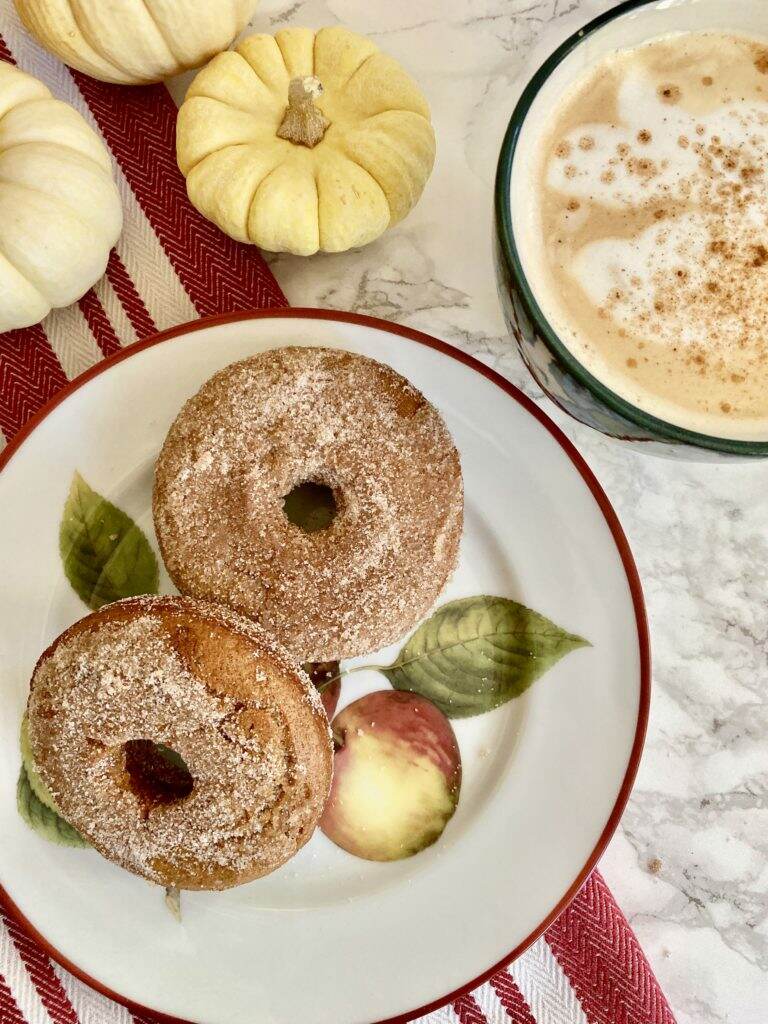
top-left (0, 309), bottom-right (651, 1024)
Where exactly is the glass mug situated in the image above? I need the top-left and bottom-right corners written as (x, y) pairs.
top-left (494, 0), bottom-right (768, 458)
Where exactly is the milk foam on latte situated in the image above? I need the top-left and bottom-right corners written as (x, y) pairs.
top-left (524, 32), bottom-right (768, 439)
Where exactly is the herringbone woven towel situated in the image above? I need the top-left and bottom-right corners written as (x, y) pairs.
top-left (0, 6), bottom-right (675, 1024)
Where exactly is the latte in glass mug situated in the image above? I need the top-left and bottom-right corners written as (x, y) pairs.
top-left (521, 31), bottom-right (768, 440)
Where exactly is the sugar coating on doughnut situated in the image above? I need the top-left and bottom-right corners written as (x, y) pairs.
top-left (27, 596), bottom-right (333, 890)
top-left (153, 347), bottom-right (464, 661)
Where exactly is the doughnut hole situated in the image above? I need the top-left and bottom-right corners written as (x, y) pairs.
top-left (122, 739), bottom-right (193, 816)
top-left (282, 480), bottom-right (338, 533)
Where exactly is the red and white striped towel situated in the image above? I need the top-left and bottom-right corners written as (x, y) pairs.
top-left (0, 7), bottom-right (675, 1023)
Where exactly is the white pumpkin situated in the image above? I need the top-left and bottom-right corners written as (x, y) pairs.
top-left (0, 62), bottom-right (122, 333)
top-left (14, 0), bottom-right (259, 85)
top-left (177, 27), bottom-right (436, 256)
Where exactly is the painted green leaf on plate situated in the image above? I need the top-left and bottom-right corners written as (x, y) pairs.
top-left (17, 767), bottom-right (88, 848)
top-left (18, 715), bottom-right (88, 847)
top-left (383, 595), bottom-right (589, 719)
top-left (60, 472), bottom-right (159, 609)
top-left (19, 714), bottom-right (58, 813)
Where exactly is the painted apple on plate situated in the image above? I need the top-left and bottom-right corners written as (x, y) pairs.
top-left (320, 691), bottom-right (461, 861)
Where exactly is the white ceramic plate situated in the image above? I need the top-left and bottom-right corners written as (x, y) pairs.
top-left (0, 311), bottom-right (648, 1024)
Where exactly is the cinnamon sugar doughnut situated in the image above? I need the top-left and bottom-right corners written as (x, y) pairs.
top-left (153, 347), bottom-right (464, 661)
top-left (26, 596), bottom-right (332, 890)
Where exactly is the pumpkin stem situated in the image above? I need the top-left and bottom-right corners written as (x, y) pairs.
top-left (277, 76), bottom-right (329, 148)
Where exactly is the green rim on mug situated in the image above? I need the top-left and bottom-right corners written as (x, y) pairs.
top-left (494, 0), bottom-right (768, 457)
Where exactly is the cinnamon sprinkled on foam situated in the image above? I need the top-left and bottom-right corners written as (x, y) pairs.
top-left (528, 32), bottom-right (768, 439)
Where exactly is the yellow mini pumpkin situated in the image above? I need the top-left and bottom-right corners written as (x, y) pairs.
top-left (14, 0), bottom-right (259, 85)
top-left (176, 27), bottom-right (436, 256)
top-left (0, 62), bottom-right (122, 333)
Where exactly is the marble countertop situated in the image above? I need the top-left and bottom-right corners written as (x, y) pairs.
top-left (254, 2), bottom-right (768, 1022)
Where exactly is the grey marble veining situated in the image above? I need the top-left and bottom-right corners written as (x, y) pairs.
top-left (249, 2), bottom-right (768, 1021)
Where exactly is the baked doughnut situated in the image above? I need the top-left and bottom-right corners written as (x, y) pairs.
top-left (153, 346), bottom-right (463, 661)
top-left (26, 596), bottom-right (333, 890)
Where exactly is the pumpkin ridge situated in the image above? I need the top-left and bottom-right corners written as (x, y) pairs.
top-left (178, 95), bottom-right (274, 174)
top-left (64, 1), bottom-right (134, 83)
top-left (0, 138), bottom-right (114, 176)
top-left (0, 172), bottom-right (112, 237)
top-left (246, 159), bottom-right (283, 230)
top-left (183, 128), bottom-right (281, 178)
top-left (314, 169), bottom-right (324, 249)
top-left (16, 2), bottom-right (129, 84)
top-left (273, 32), bottom-right (294, 80)
top-left (331, 51), bottom-right (378, 96)
top-left (334, 153), bottom-right (390, 217)
top-left (234, 51), bottom-right (280, 103)
top-left (359, 109), bottom-right (433, 128)
top-left (186, 89), bottom-right (274, 120)
top-left (0, 244), bottom-right (46, 305)
top-left (0, 96), bottom-right (53, 131)
top-left (0, 77), bottom-right (52, 113)
top-left (0, 229), bottom-right (54, 302)
top-left (141, 0), bottom-right (191, 68)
